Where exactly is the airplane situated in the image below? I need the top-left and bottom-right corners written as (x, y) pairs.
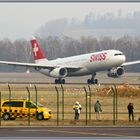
top-left (0, 37), bottom-right (140, 84)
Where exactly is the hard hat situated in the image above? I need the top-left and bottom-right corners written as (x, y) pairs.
top-left (76, 101), bottom-right (79, 104)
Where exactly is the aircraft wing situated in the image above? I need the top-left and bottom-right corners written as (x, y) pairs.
top-left (0, 60), bottom-right (81, 69)
top-left (122, 60), bottom-right (140, 66)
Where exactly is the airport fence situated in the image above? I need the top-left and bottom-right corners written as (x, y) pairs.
top-left (0, 83), bottom-right (140, 126)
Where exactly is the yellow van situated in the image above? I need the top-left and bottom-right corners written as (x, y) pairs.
top-left (0, 99), bottom-right (52, 120)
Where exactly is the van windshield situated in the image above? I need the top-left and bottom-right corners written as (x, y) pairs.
top-left (34, 101), bottom-right (44, 107)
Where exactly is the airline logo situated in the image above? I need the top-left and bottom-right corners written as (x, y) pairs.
top-left (90, 52), bottom-right (107, 62)
top-left (31, 39), bottom-right (45, 60)
top-left (33, 43), bottom-right (38, 56)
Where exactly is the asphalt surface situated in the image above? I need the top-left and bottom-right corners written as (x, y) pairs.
top-left (0, 72), bottom-right (139, 84)
top-left (0, 126), bottom-right (139, 138)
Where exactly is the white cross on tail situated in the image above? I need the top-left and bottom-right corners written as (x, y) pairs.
top-left (33, 43), bottom-right (38, 56)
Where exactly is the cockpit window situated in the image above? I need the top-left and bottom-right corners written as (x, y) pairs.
top-left (114, 53), bottom-right (123, 56)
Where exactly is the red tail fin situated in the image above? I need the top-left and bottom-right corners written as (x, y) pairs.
top-left (31, 37), bottom-right (45, 60)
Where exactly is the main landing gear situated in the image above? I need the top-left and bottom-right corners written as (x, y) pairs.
top-left (87, 73), bottom-right (98, 84)
top-left (54, 74), bottom-right (98, 84)
top-left (55, 78), bottom-right (65, 84)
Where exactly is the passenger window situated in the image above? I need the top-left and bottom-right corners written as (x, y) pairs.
top-left (11, 101), bottom-right (23, 107)
top-left (2, 102), bottom-right (12, 107)
top-left (26, 102), bottom-right (36, 108)
top-left (2, 101), bottom-right (23, 107)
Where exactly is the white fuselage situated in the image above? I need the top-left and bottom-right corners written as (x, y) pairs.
top-left (39, 50), bottom-right (126, 77)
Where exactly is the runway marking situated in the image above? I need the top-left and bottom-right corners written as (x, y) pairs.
top-left (18, 128), bottom-right (140, 138)
top-left (47, 129), bottom-right (140, 138)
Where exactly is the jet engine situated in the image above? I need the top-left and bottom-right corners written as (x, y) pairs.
top-left (49, 67), bottom-right (68, 78)
top-left (107, 67), bottom-right (124, 78)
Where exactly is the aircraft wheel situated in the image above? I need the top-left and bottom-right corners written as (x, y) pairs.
top-left (94, 79), bottom-right (98, 84)
top-left (55, 79), bottom-right (58, 84)
top-left (87, 79), bottom-right (98, 84)
top-left (55, 79), bottom-right (65, 84)
top-left (87, 79), bottom-right (91, 84)
top-left (62, 79), bottom-right (65, 84)
top-left (90, 80), bottom-right (94, 84)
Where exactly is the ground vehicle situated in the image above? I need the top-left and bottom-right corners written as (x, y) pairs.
top-left (0, 99), bottom-right (52, 120)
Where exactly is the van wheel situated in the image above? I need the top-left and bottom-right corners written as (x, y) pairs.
top-left (3, 113), bottom-right (10, 120)
top-left (36, 113), bottom-right (44, 120)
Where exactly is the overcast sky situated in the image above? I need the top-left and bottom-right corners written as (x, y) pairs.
top-left (0, 2), bottom-right (140, 41)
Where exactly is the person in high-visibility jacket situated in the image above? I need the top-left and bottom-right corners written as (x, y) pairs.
top-left (73, 101), bottom-right (82, 120)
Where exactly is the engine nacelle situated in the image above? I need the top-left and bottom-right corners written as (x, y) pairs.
top-left (49, 67), bottom-right (68, 78)
top-left (107, 67), bottom-right (124, 78)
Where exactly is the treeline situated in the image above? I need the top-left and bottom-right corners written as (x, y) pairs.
top-left (0, 36), bottom-right (140, 72)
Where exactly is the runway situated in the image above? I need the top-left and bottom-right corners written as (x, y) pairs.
top-left (0, 72), bottom-right (140, 84)
top-left (0, 126), bottom-right (140, 138)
